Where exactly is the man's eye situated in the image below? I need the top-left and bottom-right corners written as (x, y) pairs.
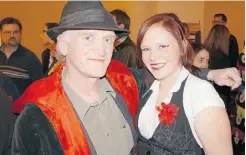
top-left (105, 38), bottom-right (113, 43)
top-left (84, 36), bottom-right (92, 40)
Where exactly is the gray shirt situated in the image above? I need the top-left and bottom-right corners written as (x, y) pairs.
top-left (62, 68), bottom-right (134, 155)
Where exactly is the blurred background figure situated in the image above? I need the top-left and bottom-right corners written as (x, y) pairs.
top-left (40, 22), bottom-right (59, 75)
top-left (110, 9), bottom-right (141, 69)
top-left (192, 43), bottom-right (210, 69)
top-left (231, 49), bottom-right (245, 155)
top-left (212, 13), bottom-right (239, 67)
top-left (0, 17), bottom-right (43, 95)
top-left (0, 72), bottom-right (19, 155)
top-left (204, 24), bottom-right (232, 115)
top-left (183, 22), bottom-right (190, 41)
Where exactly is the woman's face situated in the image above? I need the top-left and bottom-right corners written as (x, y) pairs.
top-left (141, 24), bottom-right (182, 81)
top-left (193, 49), bottom-right (210, 69)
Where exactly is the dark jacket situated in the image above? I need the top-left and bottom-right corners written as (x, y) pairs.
top-left (0, 89), bottom-right (17, 155)
top-left (112, 37), bottom-right (140, 69)
top-left (229, 34), bottom-right (239, 68)
top-left (0, 45), bottom-right (44, 94)
top-left (0, 72), bottom-right (19, 102)
top-left (0, 73), bottom-right (19, 155)
top-left (41, 48), bottom-right (51, 74)
top-left (210, 51), bottom-right (231, 107)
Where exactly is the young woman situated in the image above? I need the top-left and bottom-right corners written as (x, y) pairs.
top-left (135, 13), bottom-right (232, 155)
top-left (204, 25), bottom-right (232, 113)
top-left (192, 43), bottom-right (210, 69)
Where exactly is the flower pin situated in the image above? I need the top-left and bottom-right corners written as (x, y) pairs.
top-left (156, 102), bottom-right (179, 125)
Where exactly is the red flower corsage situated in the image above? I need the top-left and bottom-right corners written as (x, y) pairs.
top-left (156, 102), bottom-right (179, 126)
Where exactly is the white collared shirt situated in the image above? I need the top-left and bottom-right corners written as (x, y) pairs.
top-left (138, 67), bottom-right (225, 147)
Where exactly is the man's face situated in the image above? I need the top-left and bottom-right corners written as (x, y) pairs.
top-left (213, 16), bottom-right (226, 26)
top-left (0, 24), bottom-right (21, 47)
top-left (59, 29), bottom-right (116, 78)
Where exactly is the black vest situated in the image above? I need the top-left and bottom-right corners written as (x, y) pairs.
top-left (136, 78), bottom-right (202, 155)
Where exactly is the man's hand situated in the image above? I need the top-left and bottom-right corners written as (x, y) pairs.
top-left (208, 67), bottom-right (242, 90)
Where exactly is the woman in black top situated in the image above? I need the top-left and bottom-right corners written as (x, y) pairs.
top-left (204, 25), bottom-right (232, 113)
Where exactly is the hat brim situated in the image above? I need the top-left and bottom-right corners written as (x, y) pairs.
top-left (47, 22), bottom-right (130, 42)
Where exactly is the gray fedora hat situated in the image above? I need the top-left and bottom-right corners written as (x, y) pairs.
top-left (47, 1), bottom-right (130, 41)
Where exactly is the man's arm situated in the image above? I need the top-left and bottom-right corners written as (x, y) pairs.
top-left (197, 68), bottom-right (242, 90)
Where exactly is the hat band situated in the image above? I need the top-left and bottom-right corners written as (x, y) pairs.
top-left (60, 9), bottom-right (113, 27)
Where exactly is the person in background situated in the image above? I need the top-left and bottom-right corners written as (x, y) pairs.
top-left (41, 22), bottom-right (60, 75)
top-left (231, 50), bottom-right (245, 155)
top-left (213, 13), bottom-right (239, 67)
top-left (192, 43), bottom-right (210, 69)
top-left (0, 72), bottom-right (18, 155)
top-left (110, 9), bottom-right (141, 68)
top-left (0, 17), bottom-right (43, 94)
top-left (183, 22), bottom-right (190, 41)
top-left (204, 24), bottom-right (232, 114)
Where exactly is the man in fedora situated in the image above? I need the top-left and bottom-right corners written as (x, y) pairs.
top-left (12, 1), bottom-right (138, 155)
top-left (11, 1), bottom-right (241, 155)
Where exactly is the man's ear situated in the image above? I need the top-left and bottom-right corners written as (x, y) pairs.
top-left (118, 24), bottom-right (125, 29)
top-left (56, 34), bottom-right (68, 56)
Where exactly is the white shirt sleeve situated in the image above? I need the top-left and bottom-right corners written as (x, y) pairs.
top-left (183, 74), bottom-right (225, 147)
top-left (189, 75), bottom-right (225, 117)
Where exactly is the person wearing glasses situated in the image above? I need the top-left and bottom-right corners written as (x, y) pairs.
top-left (0, 17), bottom-right (43, 95)
top-left (213, 13), bottom-right (239, 68)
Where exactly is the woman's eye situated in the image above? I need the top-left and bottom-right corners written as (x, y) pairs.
top-left (142, 48), bottom-right (150, 52)
top-left (159, 45), bottom-right (169, 49)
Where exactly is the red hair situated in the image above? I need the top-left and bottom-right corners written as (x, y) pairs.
top-left (136, 13), bottom-right (196, 73)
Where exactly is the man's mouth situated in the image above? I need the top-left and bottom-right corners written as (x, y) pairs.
top-left (89, 58), bottom-right (105, 62)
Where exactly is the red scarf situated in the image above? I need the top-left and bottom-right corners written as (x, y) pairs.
top-left (12, 60), bottom-right (139, 155)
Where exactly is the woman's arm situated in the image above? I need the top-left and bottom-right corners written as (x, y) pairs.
top-left (191, 79), bottom-right (233, 155)
top-left (194, 107), bottom-right (232, 155)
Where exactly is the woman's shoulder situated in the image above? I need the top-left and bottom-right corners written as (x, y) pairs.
top-left (186, 73), bottom-right (214, 90)
top-left (184, 73), bottom-right (225, 116)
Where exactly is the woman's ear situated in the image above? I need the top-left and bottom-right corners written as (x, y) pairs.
top-left (56, 34), bottom-right (68, 56)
